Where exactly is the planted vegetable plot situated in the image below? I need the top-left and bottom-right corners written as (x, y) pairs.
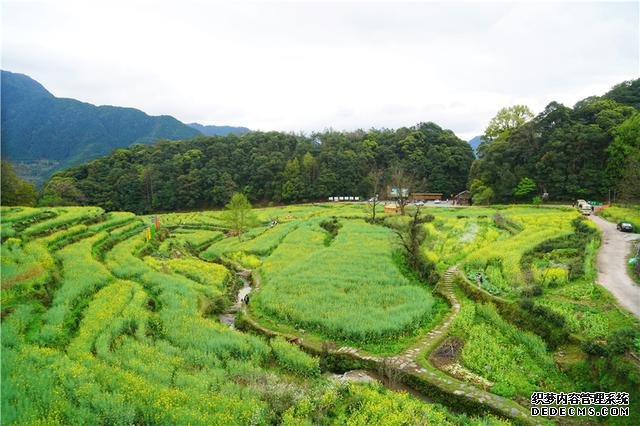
top-left (460, 208), bottom-right (578, 296)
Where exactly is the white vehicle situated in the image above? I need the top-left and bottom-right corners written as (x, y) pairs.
top-left (434, 200), bottom-right (441, 204)
top-left (576, 199), bottom-right (592, 215)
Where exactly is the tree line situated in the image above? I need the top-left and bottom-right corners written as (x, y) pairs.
top-left (2, 79), bottom-right (638, 211)
top-left (470, 80), bottom-right (640, 204)
top-left (4, 122), bottom-right (473, 212)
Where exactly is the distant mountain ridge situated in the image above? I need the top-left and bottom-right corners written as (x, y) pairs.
top-left (188, 122), bottom-right (250, 136)
top-left (467, 135), bottom-right (482, 156)
top-left (0, 70), bottom-right (245, 184)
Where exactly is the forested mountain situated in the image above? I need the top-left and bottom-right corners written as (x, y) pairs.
top-left (188, 122), bottom-right (250, 136)
top-left (469, 79), bottom-right (640, 203)
top-left (49, 122), bottom-right (474, 213)
top-left (1, 70), bottom-right (201, 184)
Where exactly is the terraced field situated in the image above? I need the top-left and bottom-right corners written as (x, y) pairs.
top-left (1, 205), bottom-right (512, 425)
top-left (2, 203), bottom-right (639, 425)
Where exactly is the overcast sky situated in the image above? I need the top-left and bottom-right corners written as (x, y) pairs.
top-left (2, 0), bottom-right (638, 140)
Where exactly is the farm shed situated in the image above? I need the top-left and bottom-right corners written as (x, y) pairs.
top-left (411, 192), bottom-right (443, 201)
top-left (453, 190), bottom-right (471, 206)
top-left (384, 203), bottom-right (401, 214)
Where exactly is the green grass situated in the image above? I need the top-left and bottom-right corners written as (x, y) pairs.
top-left (252, 219), bottom-right (438, 344)
top-left (599, 204), bottom-right (640, 231)
top-left (448, 299), bottom-right (572, 399)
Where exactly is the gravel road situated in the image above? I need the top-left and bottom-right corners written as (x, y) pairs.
top-left (589, 215), bottom-right (640, 319)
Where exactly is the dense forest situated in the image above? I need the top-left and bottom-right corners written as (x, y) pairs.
top-left (470, 79), bottom-right (640, 203)
top-left (44, 122), bottom-right (474, 213)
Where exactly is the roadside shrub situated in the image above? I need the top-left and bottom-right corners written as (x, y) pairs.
top-left (520, 285), bottom-right (543, 298)
top-left (581, 339), bottom-right (608, 356)
top-left (607, 327), bottom-right (638, 355)
top-left (271, 336), bottom-right (320, 377)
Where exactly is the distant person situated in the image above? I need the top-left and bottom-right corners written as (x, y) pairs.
top-left (243, 294), bottom-right (250, 305)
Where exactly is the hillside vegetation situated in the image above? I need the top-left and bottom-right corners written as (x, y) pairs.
top-left (25, 79), bottom-right (638, 214)
top-left (188, 122), bottom-right (250, 136)
top-left (470, 80), bottom-right (640, 203)
top-left (50, 122), bottom-right (474, 213)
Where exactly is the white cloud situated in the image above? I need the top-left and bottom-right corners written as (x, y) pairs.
top-left (2, 0), bottom-right (638, 140)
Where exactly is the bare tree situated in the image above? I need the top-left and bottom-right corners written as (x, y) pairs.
top-left (389, 165), bottom-right (412, 215)
top-left (366, 168), bottom-right (384, 222)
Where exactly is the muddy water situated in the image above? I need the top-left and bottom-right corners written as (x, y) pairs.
top-left (218, 274), bottom-right (252, 329)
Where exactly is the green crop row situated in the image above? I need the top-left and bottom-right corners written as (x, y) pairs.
top-left (21, 207), bottom-right (104, 239)
top-left (449, 300), bottom-right (571, 399)
top-left (253, 219), bottom-right (436, 343)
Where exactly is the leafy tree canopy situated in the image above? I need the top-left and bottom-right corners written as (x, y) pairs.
top-left (0, 160), bottom-right (37, 206)
top-left (48, 122), bottom-right (474, 213)
top-left (469, 79), bottom-right (640, 202)
top-left (221, 193), bottom-right (256, 240)
top-left (513, 177), bottom-right (537, 198)
top-left (484, 104), bottom-right (534, 141)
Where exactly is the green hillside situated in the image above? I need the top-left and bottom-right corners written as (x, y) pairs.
top-left (51, 122), bottom-right (474, 213)
top-left (0, 70), bottom-right (201, 184)
top-left (470, 79), bottom-right (640, 203)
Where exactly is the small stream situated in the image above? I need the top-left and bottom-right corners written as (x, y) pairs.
top-left (218, 273), bottom-right (252, 329)
top-left (218, 270), bottom-right (433, 404)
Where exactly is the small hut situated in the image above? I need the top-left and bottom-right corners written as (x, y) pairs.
top-left (384, 203), bottom-right (401, 214)
top-left (453, 190), bottom-right (472, 206)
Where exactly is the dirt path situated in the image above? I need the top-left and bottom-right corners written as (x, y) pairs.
top-left (386, 266), bottom-right (461, 370)
top-left (589, 215), bottom-right (640, 319)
